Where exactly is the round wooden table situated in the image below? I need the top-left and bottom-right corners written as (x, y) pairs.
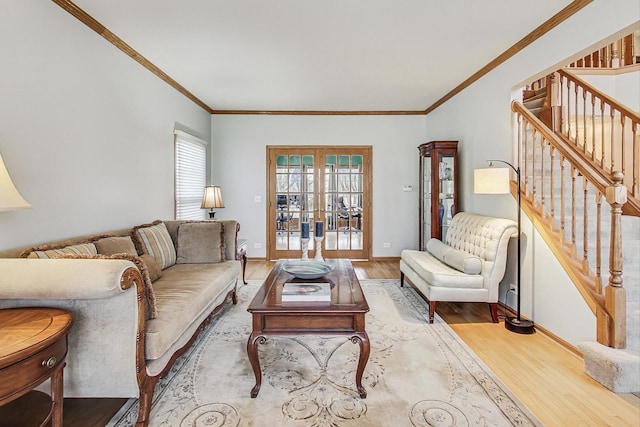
top-left (0, 307), bottom-right (73, 427)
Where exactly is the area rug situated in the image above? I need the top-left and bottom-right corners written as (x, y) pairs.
top-left (108, 279), bottom-right (542, 426)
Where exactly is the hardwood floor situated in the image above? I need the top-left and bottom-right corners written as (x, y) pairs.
top-left (5, 260), bottom-right (638, 426)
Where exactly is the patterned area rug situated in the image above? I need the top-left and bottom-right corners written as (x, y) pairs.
top-left (108, 279), bottom-right (542, 426)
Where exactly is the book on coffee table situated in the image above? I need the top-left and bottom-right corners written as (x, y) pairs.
top-left (282, 282), bottom-right (331, 302)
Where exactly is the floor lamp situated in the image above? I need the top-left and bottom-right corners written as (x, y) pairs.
top-left (474, 160), bottom-right (535, 334)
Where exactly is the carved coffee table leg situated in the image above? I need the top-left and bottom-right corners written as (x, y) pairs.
top-left (247, 333), bottom-right (266, 398)
top-left (242, 253), bottom-right (248, 284)
top-left (351, 332), bottom-right (370, 398)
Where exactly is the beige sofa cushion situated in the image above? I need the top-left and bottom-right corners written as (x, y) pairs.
top-left (145, 262), bottom-right (238, 360)
top-left (400, 249), bottom-right (484, 289)
top-left (132, 221), bottom-right (177, 270)
top-left (95, 236), bottom-right (137, 256)
top-left (176, 222), bottom-right (225, 264)
top-left (139, 254), bottom-right (163, 282)
top-left (426, 238), bottom-right (482, 275)
top-left (95, 236), bottom-right (162, 282)
top-left (22, 242), bottom-right (98, 259)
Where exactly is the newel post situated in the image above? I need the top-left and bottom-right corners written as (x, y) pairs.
top-left (604, 171), bottom-right (626, 348)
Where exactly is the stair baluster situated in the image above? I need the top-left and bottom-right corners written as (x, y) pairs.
top-left (512, 101), bottom-right (628, 349)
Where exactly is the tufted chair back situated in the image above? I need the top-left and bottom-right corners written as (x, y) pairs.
top-left (445, 212), bottom-right (518, 291)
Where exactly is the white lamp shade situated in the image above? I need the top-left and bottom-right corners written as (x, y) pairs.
top-left (0, 152), bottom-right (31, 211)
top-left (474, 167), bottom-right (510, 194)
top-left (201, 185), bottom-right (225, 209)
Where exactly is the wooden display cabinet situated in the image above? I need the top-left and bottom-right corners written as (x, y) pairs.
top-left (418, 140), bottom-right (459, 249)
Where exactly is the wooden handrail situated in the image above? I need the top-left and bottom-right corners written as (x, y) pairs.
top-left (558, 69), bottom-right (640, 121)
top-left (512, 102), bottom-right (610, 193)
top-left (553, 69), bottom-right (639, 215)
top-left (512, 100), bottom-right (627, 348)
top-left (569, 33), bottom-right (638, 68)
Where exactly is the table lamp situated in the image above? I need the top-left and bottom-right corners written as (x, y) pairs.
top-left (0, 152), bottom-right (31, 211)
top-left (201, 185), bottom-right (224, 219)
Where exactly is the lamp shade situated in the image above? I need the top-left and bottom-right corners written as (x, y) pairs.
top-left (201, 185), bottom-right (225, 209)
top-left (474, 167), bottom-right (510, 194)
top-left (0, 152), bottom-right (31, 211)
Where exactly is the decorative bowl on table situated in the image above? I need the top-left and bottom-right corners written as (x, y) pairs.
top-left (282, 260), bottom-right (335, 279)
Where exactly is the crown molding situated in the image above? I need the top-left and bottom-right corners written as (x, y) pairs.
top-left (211, 110), bottom-right (426, 115)
top-left (52, 0), bottom-right (215, 114)
top-left (53, 0), bottom-right (592, 116)
top-left (424, 0), bottom-right (592, 114)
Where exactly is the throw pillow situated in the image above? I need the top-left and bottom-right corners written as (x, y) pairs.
top-left (131, 221), bottom-right (177, 270)
top-left (426, 238), bottom-right (482, 275)
top-left (140, 254), bottom-right (163, 282)
top-left (55, 252), bottom-right (158, 319)
top-left (425, 238), bottom-right (448, 260)
top-left (23, 242), bottom-right (98, 259)
top-left (94, 236), bottom-right (137, 256)
top-left (176, 222), bottom-right (225, 264)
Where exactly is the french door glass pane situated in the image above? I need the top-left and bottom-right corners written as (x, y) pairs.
top-left (324, 153), bottom-right (363, 251)
top-left (352, 232), bottom-right (363, 250)
top-left (275, 153), bottom-right (315, 251)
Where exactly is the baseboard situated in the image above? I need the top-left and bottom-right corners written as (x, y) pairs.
top-left (368, 256), bottom-right (401, 262)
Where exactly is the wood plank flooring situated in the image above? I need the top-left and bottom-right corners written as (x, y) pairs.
top-left (4, 259), bottom-right (638, 426)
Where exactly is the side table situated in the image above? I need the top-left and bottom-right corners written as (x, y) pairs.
top-left (237, 238), bottom-right (248, 284)
top-left (0, 307), bottom-right (73, 427)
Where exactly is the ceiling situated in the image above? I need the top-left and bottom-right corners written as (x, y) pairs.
top-left (66, 0), bottom-right (576, 113)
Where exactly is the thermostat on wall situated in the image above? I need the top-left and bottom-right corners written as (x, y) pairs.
top-left (403, 185), bottom-right (413, 192)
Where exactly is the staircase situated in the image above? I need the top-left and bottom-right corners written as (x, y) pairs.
top-left (517, 68), bottom-right (640, 393)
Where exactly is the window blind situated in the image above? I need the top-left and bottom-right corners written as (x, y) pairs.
top-left (175, 131), bottom-right (206, 220)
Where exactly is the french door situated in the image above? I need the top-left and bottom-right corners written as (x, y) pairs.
top-left (267, 146), bottom-right (372, 260)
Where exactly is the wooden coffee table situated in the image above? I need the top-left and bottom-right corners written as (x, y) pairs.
top-left (247, 258), bottom-right (370, 398)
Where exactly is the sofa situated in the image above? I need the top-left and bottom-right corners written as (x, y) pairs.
top-left (0, 219), bottom-right (241, 426)
top-left (400, 212), bottom-right (517, 323)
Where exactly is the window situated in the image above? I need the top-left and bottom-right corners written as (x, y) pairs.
top-left (174, 130), bottom-right (207, 220)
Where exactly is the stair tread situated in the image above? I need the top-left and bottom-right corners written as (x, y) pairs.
top-left (524, 97), bottom-right (545, 110)
top-left (524, 90), bottom-right (547, 101)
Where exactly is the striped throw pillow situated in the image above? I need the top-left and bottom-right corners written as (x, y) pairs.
top-left (133, 222), bottom-right (176, 270)
top-left (27, 243), bottom-right (98, 259)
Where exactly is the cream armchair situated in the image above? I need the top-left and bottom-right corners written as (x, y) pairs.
top-left (400, 212), bottom-right (518, 323)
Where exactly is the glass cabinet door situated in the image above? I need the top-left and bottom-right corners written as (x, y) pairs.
top-left (438, 152), bottom-right (456, 241)
top-left (421, 155), bottom-right (432, 250)
top-left (418, 141), bottom-right (458, 249)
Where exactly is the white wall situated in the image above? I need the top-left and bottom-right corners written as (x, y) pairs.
top-left (425, 1), bottom-right (639, 344)
top-left (576, 69), bottom-right (640, 111)
top-left (210, 115), bottom-right (426, 258)
top-left (0, 1), bottom-right (211, 251)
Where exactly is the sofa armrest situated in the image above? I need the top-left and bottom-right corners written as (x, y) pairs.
top-left (0, 258), bottom-right (139, 299)
top-left (0, 258), bottom-right (146, 398)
